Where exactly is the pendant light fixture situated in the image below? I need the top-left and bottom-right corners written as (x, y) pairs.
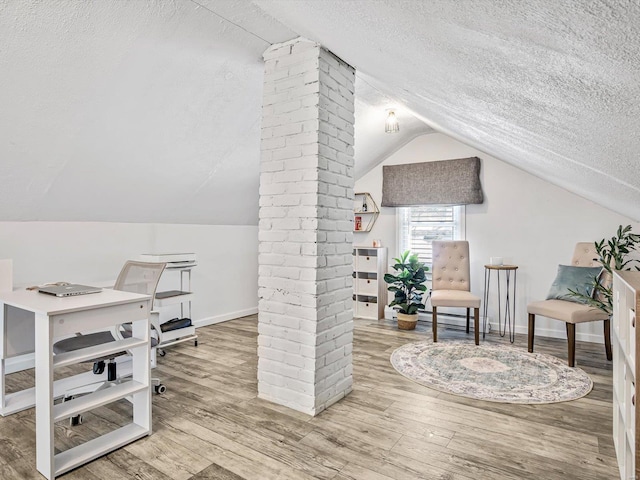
top-left (385, 110), bottom-right (399, 133)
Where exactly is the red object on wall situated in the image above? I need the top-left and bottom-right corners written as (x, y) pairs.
top-left (354, 216), bottom-right (362, 231)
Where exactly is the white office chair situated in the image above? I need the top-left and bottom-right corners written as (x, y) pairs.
top-left (53, 261), bottom-right (167, 424)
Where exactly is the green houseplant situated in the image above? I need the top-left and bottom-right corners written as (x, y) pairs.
top-left (570, 225), bottom-right (640, 313)
top-left (384, 250), bottom-right (428, 330)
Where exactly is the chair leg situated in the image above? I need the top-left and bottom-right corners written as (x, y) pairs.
top-left (432, 306), bottom-right (438, 342)
top-left (604, 318), bottom-right (613, 361)
top-left (566, 323), bottom-right (576, 367)
top-left (474, 308), bottom-right (479, 345)
top-left (466, 308), bottom-right (470, 334)
top-left (528, 314), bottom-right (535, 352)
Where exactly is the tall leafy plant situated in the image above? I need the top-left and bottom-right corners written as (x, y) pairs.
top-left (384, 251), bottom-right (428, 315)
top-left (570, 225), bottom-right (640, 314)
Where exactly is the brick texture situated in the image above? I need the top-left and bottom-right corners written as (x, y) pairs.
top-left (258, 38), bottom-right (355, 416)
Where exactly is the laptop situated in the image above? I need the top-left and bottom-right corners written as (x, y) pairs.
top-left (38, 284), bottom-right (102, 297)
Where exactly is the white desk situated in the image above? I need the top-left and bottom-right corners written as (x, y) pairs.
top-left (0, 288), bottom-right (151, 479)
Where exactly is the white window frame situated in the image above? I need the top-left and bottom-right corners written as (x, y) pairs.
top-left (396, 205), bottom-right (466, 279)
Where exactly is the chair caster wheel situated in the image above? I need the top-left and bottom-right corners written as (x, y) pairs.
top-left (70, 414), bottom-right (83, 426)
top-left (154, 384), bottom-right (167, 394)
top-left (158, 349), bottom-right (166, 357)
top-left (93, 361), bottom-right (105, 375)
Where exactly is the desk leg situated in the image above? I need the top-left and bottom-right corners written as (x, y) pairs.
top-left (35, 313), bottom-right (54, 480)
top-left (0, 303), bottom-right (6, 413)
top-left (0, 357), bottom-right (4, 414)
top-left (131, 317), bottom-right (151, 433)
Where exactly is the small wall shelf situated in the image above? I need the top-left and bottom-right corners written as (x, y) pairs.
top-left (354, 192), bottom-right (379, 232)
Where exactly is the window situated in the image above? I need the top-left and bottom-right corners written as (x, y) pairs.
top-left (397, 205), bottom-right (465, 274)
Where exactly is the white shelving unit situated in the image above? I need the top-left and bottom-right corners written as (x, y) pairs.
top-left (352, 246), bottom-right (388, 320)
top-left (0, 288), bottom-right (151, 479)
top-left (613, 270), bottom-right (640, 480)
top-left (140, 253), bottom-right (198, 351)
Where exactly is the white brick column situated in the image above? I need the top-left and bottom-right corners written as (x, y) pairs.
top-left (258, 38), bottom-right (355, 416)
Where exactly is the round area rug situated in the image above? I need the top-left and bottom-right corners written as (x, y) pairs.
top-left (390, 341), bottom-right (593, 404)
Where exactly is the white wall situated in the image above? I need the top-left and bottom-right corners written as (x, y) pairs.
top-left (0, 222), bottom-right (258, 326)
top-left (355, 132), bottom-right (640, 342)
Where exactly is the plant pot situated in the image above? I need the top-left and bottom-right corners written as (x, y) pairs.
top-left (397, 312), bottom-right (418, 330)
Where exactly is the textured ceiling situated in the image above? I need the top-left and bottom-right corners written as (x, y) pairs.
top-left (2, 1), bottom-right (639, 224)
top-left (354, 73), bottom-right (433, 179)
top-left (0, 0), bottom-right (419, 225)
top-left (256, 0), bottom-right (640, 221)
top-left (0, 0), bottom-right (291, 224)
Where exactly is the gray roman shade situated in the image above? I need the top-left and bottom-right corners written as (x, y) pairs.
top-left (381, 157), bottom-right (483, 206)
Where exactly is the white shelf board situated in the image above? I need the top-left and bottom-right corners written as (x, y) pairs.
top-left (627, 425), bottom-right (636, 452)
top-left (53, 380), bottom-right (146, 422)
top-left (53, 338), bottom-right (147, 369)
top-left (619, 401), bottom-right (627, 425)
top-left (55, 423), bottom-right (149, 477)
top-left (140, 253), bottom-right (195, 263)
top-left (614, 328), bottom-right (636, 379)
top-left (159, 332), bottom-right (197, 348)
top-left (155, 293), bottom-right (194, 308)
top-left (164, 263), bottom-right (197, 270)
top-left (1, 367), bottom-right (135, 417)
top-left (1, 387), bottom-right (35, 416)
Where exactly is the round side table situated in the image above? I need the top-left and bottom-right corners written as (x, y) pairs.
top-left (482, 264), bottom-right (518, 343)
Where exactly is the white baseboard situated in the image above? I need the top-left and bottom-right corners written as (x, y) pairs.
top-left (193, 307), bottom-right (258, 328)
top-left (386, 309), bottom-right (604, 344)
top-left (516, 324), bottom-right (604, 344)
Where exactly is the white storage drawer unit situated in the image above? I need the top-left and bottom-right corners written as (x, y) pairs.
top-left (352, 247), bottom-right (387, 320)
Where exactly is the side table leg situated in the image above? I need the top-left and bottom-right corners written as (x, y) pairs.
top-left (497, 271), bottom-right (504, 337)
top-left (482, 268), bottom-right (490, 339)
top-left (504, 270), bottom-right (515, 343)
top-left (511, 270), bottom-right (517, 343)
top-left (0, 304), bottom-right (6, 414)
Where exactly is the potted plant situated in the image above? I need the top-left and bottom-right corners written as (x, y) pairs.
top-left (570, 224), bottom-right (640, 313)
top-left (384, 250), bottom-right (428, 330)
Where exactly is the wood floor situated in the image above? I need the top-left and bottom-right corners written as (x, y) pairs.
top-left (0, 316), bottom-right (618, 479)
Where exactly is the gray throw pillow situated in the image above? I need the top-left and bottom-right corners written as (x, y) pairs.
top-left (546, 265), bottom-right (602, 304)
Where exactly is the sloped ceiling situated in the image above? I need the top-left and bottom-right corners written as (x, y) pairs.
top-left (2, 1), bottom-right (638, 224)
top-left (0, 0), bottom-right (291, 225)
top-left (255, 0), bottom-right (640, 221)
top-left (0, 0), bottom-right (426, 225)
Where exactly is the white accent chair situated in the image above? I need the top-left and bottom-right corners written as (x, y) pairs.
top-left (527, 242), bottom-right (611, 367)
top-left (431, 241), bottom-right (481, 345)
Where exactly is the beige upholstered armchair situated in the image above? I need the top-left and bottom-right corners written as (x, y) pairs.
top-left (527, 242), bottom-right (611, 367)
top-left (431, 240), bottom-right (481, 345)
